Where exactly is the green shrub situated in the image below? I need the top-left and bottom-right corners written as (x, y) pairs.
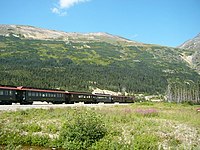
top-left (22, 123), bottom-right (42, 133)
top-left (4, 144), bottom-right (22, 150)
top-left (0, 129), bottom-right (22, 145)
top-left (59, 110), bottom-right (107, 149)
top-left (46, 123), bottom-right (59, 133)
top-left (26, 134), bottom-right (50, 146)
top-left (0, 129), bottom-right (50, 147)
top-left (90, 134), bottom-right (133, 150)
top-left (133, 133), bottom-right (159, 149)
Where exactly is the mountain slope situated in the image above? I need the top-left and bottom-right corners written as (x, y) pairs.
top-left (0, 25), bottom-right (199, 94)
top-left (178, 33), bottom-right (200, 72)
top-left (0, 25), bottom-right (143, 46)
top-left (179, 33), bottom-right (200, 50)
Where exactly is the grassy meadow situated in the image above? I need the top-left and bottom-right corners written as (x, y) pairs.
top-left (0, 102), bottom-right (200, 150)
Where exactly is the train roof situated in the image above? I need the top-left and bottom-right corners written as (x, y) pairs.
top-left (111, 95), bottom-right (134, 98)
top-left (67, 91), bottom-right (93, 95)
top-left (0, 85), bottom-right (18, 90)
top-left (93, 93), bottom-right (111, 96)
top-left (17, 86), bottom-right (66, 93)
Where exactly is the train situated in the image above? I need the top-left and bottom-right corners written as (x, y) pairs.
top-left (0, 85), bottom-right (134, 105)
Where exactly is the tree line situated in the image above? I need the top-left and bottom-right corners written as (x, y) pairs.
top-left (166, 79), bottom-right (200, 104)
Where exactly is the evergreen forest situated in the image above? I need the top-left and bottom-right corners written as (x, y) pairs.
top-left (0, 35), bottom-right (200, 96)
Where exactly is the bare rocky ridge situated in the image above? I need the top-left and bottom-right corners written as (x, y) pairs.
top-left (0, 24), bottom-right (144, 46)
top-left (178, 33), bottom-right (200, 72)
top-left (179, 33), bottom-right (200, 50)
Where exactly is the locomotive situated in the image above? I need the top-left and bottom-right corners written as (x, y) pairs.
top-left (0, 85), bottom-right (134, 105)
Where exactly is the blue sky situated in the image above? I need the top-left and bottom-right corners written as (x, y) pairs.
top-left (0, 0), bottom-right (199, 47)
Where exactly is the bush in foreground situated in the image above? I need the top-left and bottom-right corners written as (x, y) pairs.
top-left (59, 110), bottom-right (107, 150)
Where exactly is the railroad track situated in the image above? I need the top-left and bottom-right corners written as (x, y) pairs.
top-left (0, 102), bottom-right (129, 111)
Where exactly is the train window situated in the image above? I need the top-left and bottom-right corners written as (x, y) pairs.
top-left (4, 90), bottom-right (9, 95)
top-left (42, 93), bottom-right (45, 97)
top-left (32, 92), bottom-right (36, 97)
top-left (0, 90), bottom-right (3, 95)
top-left (78, 95), bottom-right (83, 98)
top-left (28, 92), bottom-right (31, 96)
top-left (98, 96), bottom-right (104, 99)
top-left (9, 90), bottom-right (12, 95)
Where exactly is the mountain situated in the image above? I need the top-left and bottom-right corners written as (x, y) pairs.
top-left (0, 25), bottom-right (143, 46)
top-left (0, 24), bottom-right (199, 94)
top-left (179, 33), bottom-right (200, 50)
top-left (178, 33), bottom-right (200, 72)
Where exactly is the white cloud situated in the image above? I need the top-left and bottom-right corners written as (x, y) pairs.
top-left (59, 0), bottom-right (90, 9)
top-left (51, 8), bottom-right (60, 14)
top-left (52, 0), bottom-right (90, 16)
top-left (51, 7), bottom-right (67, 16)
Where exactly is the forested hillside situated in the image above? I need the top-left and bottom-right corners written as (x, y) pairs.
top-left (0, 25), bottom-right (199, 94)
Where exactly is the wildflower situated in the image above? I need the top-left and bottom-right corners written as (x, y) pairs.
top-left (135, 109), bottom-right (158, 117)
